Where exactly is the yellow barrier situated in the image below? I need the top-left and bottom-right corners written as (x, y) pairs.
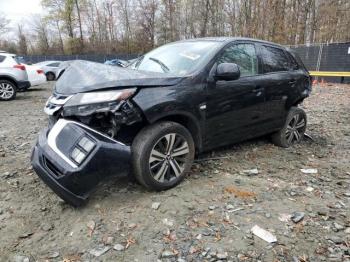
top-left (309, 71), bottom-right (350, 77)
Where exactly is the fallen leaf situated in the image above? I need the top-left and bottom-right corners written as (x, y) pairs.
top-left (125, 236), bottom-right (136, 249)
top-left (224, 186), bottom-right (257, 198)
top-left (86, 220), bottom-right (96, 237)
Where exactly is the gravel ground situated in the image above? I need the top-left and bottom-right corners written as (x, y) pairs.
top-left (0, 82), bottom-right (349, 262)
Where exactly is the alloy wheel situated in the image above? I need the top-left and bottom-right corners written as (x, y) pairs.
top-left (286, 113), bottom-right (306, 144)
top-left (149, 133), bottom-right (190, 183)
top-left (0, 83), bottom-right (15, 99)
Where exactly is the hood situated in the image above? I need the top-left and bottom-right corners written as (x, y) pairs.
top-left (55, 60), bottom-right (184, 95)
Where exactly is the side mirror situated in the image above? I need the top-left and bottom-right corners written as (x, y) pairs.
top-left (215, 63), bottom-right (240, 81)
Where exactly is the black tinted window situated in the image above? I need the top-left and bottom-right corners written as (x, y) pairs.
top-left (0, 55), bottom-right (5, 63)
top-left (218, 43), bottom-right (258, 77)
top-left (48, 62), bottom-right (60, 67)
top-left (286, 52), bottom-right (299, 70)
top-left (261, 45), bottom-right (290, 73)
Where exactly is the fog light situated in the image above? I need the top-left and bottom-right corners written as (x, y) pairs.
top-left (78, 136), bottom-right (95, 152)
top-left (71, 147), bottom-right (86, 164)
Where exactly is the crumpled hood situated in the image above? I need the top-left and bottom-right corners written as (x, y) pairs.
top-left (55, 60), bottom-right (184, 95)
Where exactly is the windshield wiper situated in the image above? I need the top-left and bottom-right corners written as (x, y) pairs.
top-left (149, 57), bottom-right (169, 72)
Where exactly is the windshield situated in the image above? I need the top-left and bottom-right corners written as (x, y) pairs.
top-left (130, 41), bottom-right (221, 76)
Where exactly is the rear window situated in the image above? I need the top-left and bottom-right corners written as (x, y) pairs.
top-left (48, 62), bottom-right (60, 67)
top-left (261, 45), bottom-right (290, 73)
top-left (289, 50), bottom-right (308, 71)
top-left (0, 55), bottom-right (5, 63)
top-left (285, 51), bottom-right (299, 70)
top-left (14, 56), bottom-right (26, 64)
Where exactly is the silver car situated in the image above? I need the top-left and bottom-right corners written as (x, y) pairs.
top-left (0, 52), bottom-right (30, 101)
top-left (35, 61), bottom-right (62, 81)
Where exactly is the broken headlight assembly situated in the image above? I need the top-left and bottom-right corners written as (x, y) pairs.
top-left (62, 89), bottom-right (137, 117)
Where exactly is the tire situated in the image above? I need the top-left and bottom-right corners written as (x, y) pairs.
top-left (0, 80), bottom-right (17, 101)
top-left (132, 121), bottom-right (195, 191)
top-left (46, 72), bottom-right (55, 81)
top-left (271, 107), bottom-right (307, 148)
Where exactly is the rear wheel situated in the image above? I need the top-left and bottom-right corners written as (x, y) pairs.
top-left (272, 107), bottom-right (307, 148)
top-left (132, 121), bottom-right (195, 191)
top-left (46, 72), bottom-right (55, 81)
top-left (0, 80), bottom-right (16, 101)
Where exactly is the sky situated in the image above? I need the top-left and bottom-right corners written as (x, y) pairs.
top-left (0, 0), bottom-right (43, 39)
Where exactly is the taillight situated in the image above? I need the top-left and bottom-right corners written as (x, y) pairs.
top-left (37, 69), bottom-right (44, 74)
top-left (13, 64), bottom-right (26, 70)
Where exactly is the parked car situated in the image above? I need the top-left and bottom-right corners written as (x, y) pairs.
top-left (35, 61), bottom-right (62, 81)
top-left (104, 59), bottom-right (127, 67)
top-left (25, 64), bottom-right (47, 87)
top-left (31, 37), bottom-right (312, 206)
top-left (0, 52), bottom-right (30, 101)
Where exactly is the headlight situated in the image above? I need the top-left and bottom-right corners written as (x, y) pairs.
top-left (62, 89), bottom-right (136, 116)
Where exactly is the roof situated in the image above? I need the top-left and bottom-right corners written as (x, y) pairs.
top-left (35, 60), bottom-right (61, 65)
top-left (0, 52), bottom-right (16, 57)
top-left (179, 37), bottom-right (284, 48)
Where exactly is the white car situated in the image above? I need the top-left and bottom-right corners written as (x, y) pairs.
top-left (35, 61), bottom-right (62, 81)
top-left (24, 64), bottom-right (47, 87)
top-left (0, 52), bottom-right (30, 100)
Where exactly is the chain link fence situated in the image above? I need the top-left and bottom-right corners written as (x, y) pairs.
top-left (290, 42), bottom-right (350, 83)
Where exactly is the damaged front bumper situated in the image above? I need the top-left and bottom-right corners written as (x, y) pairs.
top-left (31, 119), bottom-right (131, 206)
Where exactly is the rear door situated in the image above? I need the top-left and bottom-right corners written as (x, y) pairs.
top-left (256, 44), bottom-right (294, 130)
top-left (204, 42), bottom-right (267, 149)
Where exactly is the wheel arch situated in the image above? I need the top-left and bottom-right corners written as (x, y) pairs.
top-left (150, 112), bottom-right (203, 152)
top-left (45, 71), bottom-right (56, 80)
top-left (292, 98), bottom-right (305, 107)
top-left (0, 76), bottom-right (18, 88)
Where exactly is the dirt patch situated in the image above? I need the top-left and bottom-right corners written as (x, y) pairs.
top-left (0, 83), bottom-right (349, 261)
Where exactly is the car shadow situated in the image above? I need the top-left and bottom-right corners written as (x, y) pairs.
top-left (13, 94), bottom-right (33, 101)
top-left (82, 133), bottom-right (319, 208)
top-left (25, 87), bottom-right (45, 92)
top-left (84, 136), bottom-right (271, 207)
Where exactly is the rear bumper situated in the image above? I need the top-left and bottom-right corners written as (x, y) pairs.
top-left (17, 80), bottom-right (31, 90)
top-left (29, 76), bottom-right (46, 87)
top-left (31, 119), bottom-right (131, 206)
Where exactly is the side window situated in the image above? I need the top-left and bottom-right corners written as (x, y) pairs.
top-left (0, 55), bottom-right (5, 63)
top-left (48, 62), bottom-right (60, 67)
top-left (218, 43), bottom-right (258, 77)
top-left (260, 45), bottom-right (290, 73)
top-left (285, 52), bottom-right (299, 70)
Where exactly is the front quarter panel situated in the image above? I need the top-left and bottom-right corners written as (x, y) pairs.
top-left (132, 78), bottom-right (206, 140)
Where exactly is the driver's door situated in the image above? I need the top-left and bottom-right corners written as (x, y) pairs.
top-left (204, 42), bottom-right (267, 149)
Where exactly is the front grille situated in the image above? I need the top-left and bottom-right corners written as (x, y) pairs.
top-left (43, 157), bottom-right (63, 178)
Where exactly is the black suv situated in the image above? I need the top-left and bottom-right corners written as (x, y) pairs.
top-left (31, 37), bottom-right (312, 206)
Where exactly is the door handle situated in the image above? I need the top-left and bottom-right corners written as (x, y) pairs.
top-left (252, 87), bottom-right (264, 96)
top-left (289, 79), bottom-right (296, 84)
top-left (252, 87), bottom-right (264, 93)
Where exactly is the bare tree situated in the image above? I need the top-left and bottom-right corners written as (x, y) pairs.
top-left (7, 0), bottom-right (347, 55)
top-left (0, 13), bottom-right (10, 34)
top-left (17, 25), bottom-right (28, 55)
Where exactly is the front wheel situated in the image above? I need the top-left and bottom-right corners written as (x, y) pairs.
top-left (46, 72), bottom-right (55, 81)
top-left (271, 107), bottom-right (307, 148)
top-left (132, 121), bottom-right (195, 191)
top-left (0, 80), bottom-right (17, 101)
